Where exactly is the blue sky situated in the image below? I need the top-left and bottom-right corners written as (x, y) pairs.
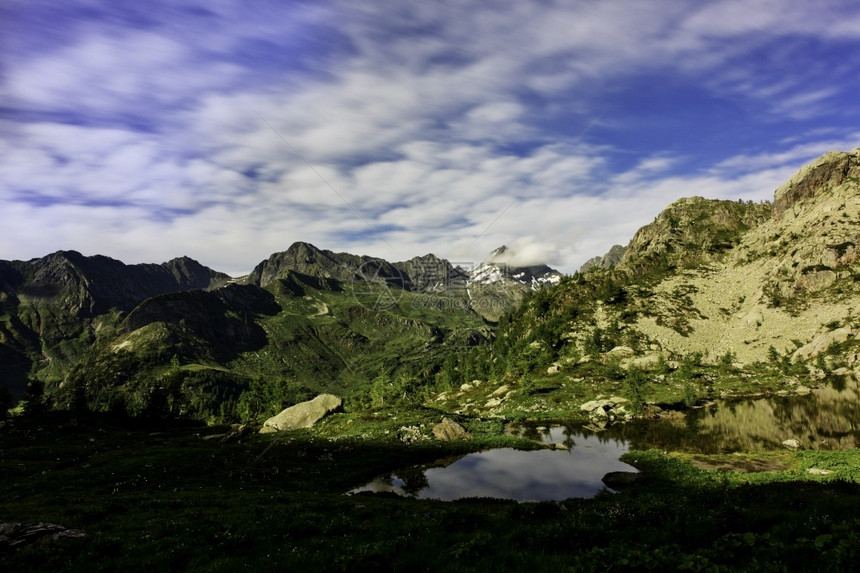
top-left (2, 0), bottom-right (860, 275)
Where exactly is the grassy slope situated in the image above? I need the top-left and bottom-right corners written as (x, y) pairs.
top-left (228, 282), bottom-right (489, 396)
top-left (2, 413), bottom-right (860, 571)
top-left (55, 279), bottom-right (490, 420)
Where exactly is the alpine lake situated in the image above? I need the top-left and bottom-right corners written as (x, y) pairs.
top-left (351, 374), bottom-right (860, 502)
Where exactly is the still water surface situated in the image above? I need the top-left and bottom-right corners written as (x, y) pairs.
top-left (613, 374), bottom-right (860, 453)
top-left (351, 375), bottom-right (860, 502)
top-left (351, 430), bottom-right (635, 502)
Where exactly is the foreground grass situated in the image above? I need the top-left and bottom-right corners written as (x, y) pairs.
top-left (2, 412), bottom-right (860, 571)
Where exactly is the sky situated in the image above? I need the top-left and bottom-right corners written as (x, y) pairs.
top-left (2, 0), bottom-right (860, 276)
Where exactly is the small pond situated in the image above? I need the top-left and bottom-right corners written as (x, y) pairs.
top-left (351, 375), bottom-right (860, 502)
top-left (350, 429), bottom-right (636, 502)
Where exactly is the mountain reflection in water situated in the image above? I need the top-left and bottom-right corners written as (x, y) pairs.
top-left (607, 374), bottom-right (860, 453)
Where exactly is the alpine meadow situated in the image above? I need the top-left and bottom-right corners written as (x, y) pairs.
top-left (5, 1), bottom-right (860, 571)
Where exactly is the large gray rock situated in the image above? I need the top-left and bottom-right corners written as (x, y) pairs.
top-left (432, 417), bottom-right (472, 441)
top-left (605, 346), bottom-right (635, 360)
top-left (602, 471), bottom-right (641, 490)
top-left (260, 394), bottom-right (342, 433)
top-left (792, 328), bottom-right (856, 362)
top-left (628, 354), bottom-right (661, 371)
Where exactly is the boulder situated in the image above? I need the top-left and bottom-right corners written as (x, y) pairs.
top-left (744, 309), bottom-right (764, 328)
top-left (580, 397), bottom-right (627, 413)
top-left (432, 417), bottom-right (472, 441)
top-left (602, 471), bottom-right (641, 490)
top-left (580, 399), bottom-right (614, 412)
top-left (792, 328), bottom-right (855, 362)
top-left (260, 394), bottom-right (342, 432)
top-left (606, 346), bottom-right (635, 359)
top-left (782, 438), bottom-right (801, 450)
top-left (629, 355), bottom-right (661, 370)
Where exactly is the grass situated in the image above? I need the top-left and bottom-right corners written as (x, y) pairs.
top-left (3, 411), bottom-right (860, 571)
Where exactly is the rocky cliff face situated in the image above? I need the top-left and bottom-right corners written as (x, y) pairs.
top-left (773, 149), bottom-right (860, 222)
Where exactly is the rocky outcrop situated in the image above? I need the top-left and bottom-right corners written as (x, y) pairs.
top-left (618, 197), bottom-right (771, 276)
top-left (773, 149), bottom-right (860, 222)
top-left (581, 244), bottom-right (627, 273)
top-left (432, 417), bottom-right (472, 441)
top-left (0, 522), bottom-right (86, 550)
top-left (260, 394), bottom-right (342, 432)
top-left (580, 396), bottom-right (632, 423)
top-left (792, 327), bottom-right (857, 362)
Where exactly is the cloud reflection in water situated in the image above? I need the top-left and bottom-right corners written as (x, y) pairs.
top-left (352, 432), bottom-right (636, 502)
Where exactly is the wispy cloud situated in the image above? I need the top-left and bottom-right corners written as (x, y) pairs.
top-left (2, 0), bottom-right (860, 275)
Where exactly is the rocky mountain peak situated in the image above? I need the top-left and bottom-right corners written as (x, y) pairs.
top-left (469, 246), bottom-right (562, 289)
top-left (773, 148), bottom-right (860, 222)
top-left (394, 254), bottom-right (468, 292)
top-left (163, 256), bottom-right (231, 290)
top-left (485, 245), bottom-right (509, 262)
top-left (616, 196), bottom-right (771, 276)
top-left (248, 242), bottom-right (403, 288)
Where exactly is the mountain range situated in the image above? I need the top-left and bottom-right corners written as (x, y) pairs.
top-left (0, 241), bottom-right (559, 411)
top-left (1, 148), bottom-right (859, 422)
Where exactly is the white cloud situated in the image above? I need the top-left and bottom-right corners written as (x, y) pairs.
top-left (711, 133), bottom-right (860, 174)
top-left (2, 0), bottom-right (860, 277)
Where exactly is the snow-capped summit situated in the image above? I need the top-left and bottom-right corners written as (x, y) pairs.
top-left (468, 245), bottom-right (562, 289)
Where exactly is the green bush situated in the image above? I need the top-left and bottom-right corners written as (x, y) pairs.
top-left (624, 365), bottom-right (647, 413)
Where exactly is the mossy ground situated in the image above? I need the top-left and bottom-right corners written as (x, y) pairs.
top-left (3, 411), bottom-right (860, 572)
